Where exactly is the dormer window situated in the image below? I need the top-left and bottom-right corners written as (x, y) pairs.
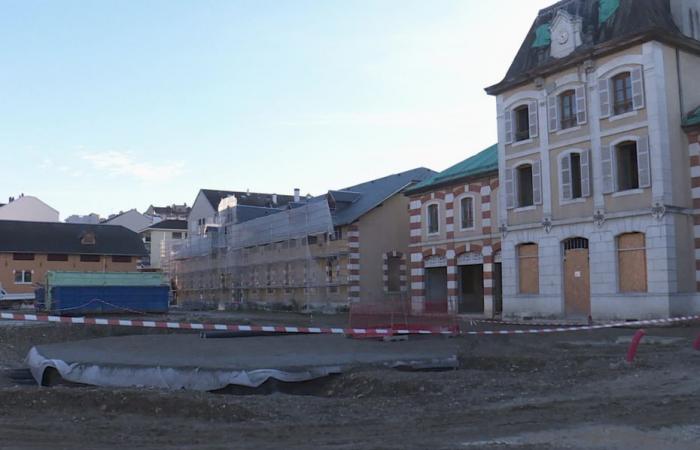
top-left (514, 105), bottom-right (530, 142)
top-left (81, 232), bottom-right (96, 245)
top-left (612, 72), bottom-right (633, 115)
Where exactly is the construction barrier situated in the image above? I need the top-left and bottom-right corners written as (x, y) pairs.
top-left (2, 312), bottom-right (700, 336)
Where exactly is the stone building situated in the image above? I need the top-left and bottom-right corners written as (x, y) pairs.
top-left (404, 145), bottom-right (502, 317)
top-left (485, 0), bottom-right (700, 319)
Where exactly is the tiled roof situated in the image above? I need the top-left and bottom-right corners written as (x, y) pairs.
top-left (330, 168), bottom-right (436, 226)
top-left (0, 220), bottom-right (147, 256)
top-left (200, 190), bottom-right (296, 210)
top-left (405, 144), bottom-right (498, 195)
top-left (486, 0), bottom-right (696, 95)
top-left (146, 219), bottom-right (188, 231)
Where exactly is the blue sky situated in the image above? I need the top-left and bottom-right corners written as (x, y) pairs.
top-left (1, 0), bottom-right (552, 218)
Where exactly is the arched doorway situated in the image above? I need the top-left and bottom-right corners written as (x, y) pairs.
top-left (562, 237), bottom-right (590, 318)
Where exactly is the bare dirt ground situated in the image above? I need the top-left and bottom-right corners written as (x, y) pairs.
top-left (1, 311), bottom-right (700, 450)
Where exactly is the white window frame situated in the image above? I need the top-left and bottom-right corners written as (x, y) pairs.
top-left (504, 93), bottom-right (539, 145)
top-left (549, 81), bottom-right (586, 134)
top-left (598, 63), bottom-right (645, 120)
top-left (609, 135), bottom-right (646, 194)
top-left (456, 193), bottom-right (477, 231)
top-left (13, 269), bottom-right (33, 285)
top-left (424, 201), bottom-right (442, 236)
top-left (557, 149), bottom-right (587, 205)
top-left (512, 159), bottom-right (536, 210)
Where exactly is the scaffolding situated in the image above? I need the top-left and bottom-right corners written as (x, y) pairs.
top-left (168, 199), bottom-right (352, 311)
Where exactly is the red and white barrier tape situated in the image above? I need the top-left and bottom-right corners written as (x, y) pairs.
top-left (1, 312), bottom-right (699, 336)
top-left (462, 315), bottom-right (700, 335)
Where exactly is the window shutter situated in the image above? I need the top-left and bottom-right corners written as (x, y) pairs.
top-left (529, 101), bottom-right (539, 138)
top-left (598, 78), bottom-right (611, 118)
top-left (561, 154), bottom-right (572, 201)
top-left (637, 136), bottom-right (651, 188)
top-left (532, 160), bottom-right (542, 205)
top-left (580, 149), bottom-right (591, 197)
top-left (575, 86), bottom-right (587, 125)
top-left (602, 143), bottom-right (615, 193)
top-left (548, 95), bottom-right (559, 132)
top-left (631, 67), bottom-right (645, 110)
top-left (504, 108), bottom-right (513, 144)
top-left (505, 167), bottom-right (515, 209)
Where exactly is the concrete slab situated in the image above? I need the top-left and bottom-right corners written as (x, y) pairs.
top-left (27, 334), bottom-right (459, 391)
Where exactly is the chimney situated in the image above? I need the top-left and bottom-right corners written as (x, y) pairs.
top-left (294, 188), bottom-right (300, 203)
top-left (271, 194), bottom-right (278, 205)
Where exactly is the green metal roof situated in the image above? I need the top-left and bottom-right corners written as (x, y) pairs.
top-left (405, 144), bottom-right (498, 194)
top-left (684, 106), bottom-right (700, 128)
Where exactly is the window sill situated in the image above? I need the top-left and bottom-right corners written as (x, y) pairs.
top-left (607, 110), bottom-right (638, 122)
top-left (511, 138), bottom-right (534, 148)
top-left (513, 205), bottom-right (537, 213)
top-left (611, 188), bottom-right (644, 198)
top-left (426, 232), bottom-right (441, 237)
top-left (458, 226), bottom-right (477, 232)
top-left (555, 125), bottom-right (582, 136)
top-left (559, 197), bottom-right (587, 205)
top-left (13, 282), bottom-right (32, 285)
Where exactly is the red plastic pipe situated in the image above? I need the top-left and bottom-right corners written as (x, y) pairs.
top-left (693, 333), bottom-right (700, 351)
top-left (626, 329), bottom-right (646, 363)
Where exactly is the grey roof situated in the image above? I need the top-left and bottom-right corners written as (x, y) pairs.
top-left (330, 167), bottom-right (436, 226)
top-left (200, 189), bottom-right (296, 210)
top-left (486, 0), bottom-right (699, 95)
top-left (146, 219), bottom-right (188, 231)
top-left (233, 205), bottom-right (284, 224)
top-left (0, 220), bottom-right (147, 256)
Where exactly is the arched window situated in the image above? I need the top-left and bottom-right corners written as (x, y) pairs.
top-left (612, 72), bottom-right (633, 115)
top-left (427, 203), bottom-right (439, 234)
top-left (517, 243), bottom-right (539, 294)
top-left (617, 232), bottom-right (647, 293)
top-left (559, 89), bottom-right (576, 129)
top-left (459, 196), bottom-right (475, 230)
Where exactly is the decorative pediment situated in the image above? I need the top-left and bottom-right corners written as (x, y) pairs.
top-left (550, 10), bottom-right (583, 59)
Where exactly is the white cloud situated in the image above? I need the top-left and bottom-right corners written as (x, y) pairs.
top-left (81, 150), bottom-right (185, 183)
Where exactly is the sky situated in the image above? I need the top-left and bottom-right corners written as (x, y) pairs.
top-left (0, 0), bottom-right (553, 218)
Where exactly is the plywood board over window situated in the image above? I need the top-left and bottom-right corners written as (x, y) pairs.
top-left (618, 232), bottom-right (647, 293)
top-left (518, 243), bottom-right (539, 294)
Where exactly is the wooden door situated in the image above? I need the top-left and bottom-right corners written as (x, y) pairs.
top-left (563, 238), bottom-right (590, 318)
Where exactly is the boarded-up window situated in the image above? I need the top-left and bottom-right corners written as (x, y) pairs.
top-left (518, 243), bottom-right (539, 294)
top-left (47, 254), bottom-right (68, 262)
top-left (618, 233), bottom-right (647, 293)
top-left (80, 254), bottom-right (101, 262)
top-left (387, 256), bottom-right (402, 292)
top-left (111, 255), bottom-right (132, 263)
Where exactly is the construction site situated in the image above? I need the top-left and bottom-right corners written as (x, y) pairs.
top-left (2, 311), bottom-right (700, 450)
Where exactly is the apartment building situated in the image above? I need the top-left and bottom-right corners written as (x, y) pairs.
top-left (485, 0), bottom-right (700, 319)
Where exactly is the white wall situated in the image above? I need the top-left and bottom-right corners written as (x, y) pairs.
top-left (0, 196), bottom-right (59, 222)
top-left (105, 209), bottom-right (154, 232)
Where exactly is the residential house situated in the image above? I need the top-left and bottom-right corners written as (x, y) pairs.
top-left (0, 195), bottom-right (59, 222)
top-left (66, 213), bottom-right (101, 224)
top-left (103, 209), bottom-right (155, 233)
top-left (485, 0), bottom-right (700, 319)
top-left (145, 204), bottom-right (191, 221)
top-left (139, 219), bottom-right (188, 270)
top-left (187, 189), bottom-right (296, 237)
top-left (0, 221), bottom-right (146, 298)
top-left (404, 145), bottom-right (502, 317)
top-left (174, 168), bottom-right (435, 310)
